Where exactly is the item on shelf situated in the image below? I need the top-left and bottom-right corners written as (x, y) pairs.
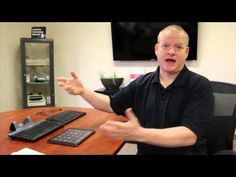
top-left (27, 93), bottom-right (46, 106)
top-left (99, 72), bottom-right (123, 90)
top-left (33, 75), bottom-right (49, 82)
top-left (26, 74), bottom-right (30, 83)
top-left (26, 58), bottom-right (49, 65)
top-left (100, 78), bottom-right (123, 90)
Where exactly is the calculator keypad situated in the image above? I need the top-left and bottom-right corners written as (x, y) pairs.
top-left (48, 128), bottom-right (94, 147)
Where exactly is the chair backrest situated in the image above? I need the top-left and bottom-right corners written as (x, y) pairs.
top-left (206, 81), bottom-right (236, 154)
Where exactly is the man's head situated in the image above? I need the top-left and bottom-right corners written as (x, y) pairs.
top-left (155, 25), bottom-right (189, 75)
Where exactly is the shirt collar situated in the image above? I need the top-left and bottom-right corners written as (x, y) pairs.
top-left (152, 65), bottom-right (189, 87)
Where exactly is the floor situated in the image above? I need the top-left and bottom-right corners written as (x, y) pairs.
top-left (117, 143), bottom-right (137, 155)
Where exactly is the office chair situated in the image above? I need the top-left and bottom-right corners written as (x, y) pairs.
top-left (206, 81), bottom-right (236, 155)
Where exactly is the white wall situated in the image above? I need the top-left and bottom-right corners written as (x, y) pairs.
top-left (0, 22), bottom-right (235, 112)
top-left (187, 23), bottom-right (236, 82)
top-left (0, 23), bottom-right (31, 111)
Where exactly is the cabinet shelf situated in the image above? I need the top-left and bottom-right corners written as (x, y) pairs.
top-left (27, 82), bottom-right (50, 85)
top-left (26, 58), bottom-right (49, 65)
top-left (26, 64), bottom-right (49, 66)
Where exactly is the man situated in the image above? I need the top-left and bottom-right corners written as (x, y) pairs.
top-left (57, 25), bottom-right (214, 154)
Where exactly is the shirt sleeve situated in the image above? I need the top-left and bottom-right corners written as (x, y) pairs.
top-left (109, 79), bottom-right (137, 116)
top-left (181, 76), bottom-right (214, 140)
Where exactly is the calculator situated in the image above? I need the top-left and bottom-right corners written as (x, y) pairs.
top-left (48, 128), bottom-right (95, 147)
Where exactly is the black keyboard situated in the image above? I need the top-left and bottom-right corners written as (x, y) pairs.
top-left (46, 110), bottom-right (86, 124)
top-left (8, 120), bottom-right (64, 141)
top-left (8, 110), bottom-right (86, 141)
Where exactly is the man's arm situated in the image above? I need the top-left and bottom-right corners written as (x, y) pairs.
top-left (57, 72), bottom-right (113, 113)
top-left (135, 126), bottom-right (197, 147)
top-left (80, 88), bottom-right (113, 112)
top-left (99, 108), bottom-right (197, 147)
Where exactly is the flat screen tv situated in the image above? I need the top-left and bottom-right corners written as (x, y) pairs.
top-left (111, 22), bottom-right (198, 61)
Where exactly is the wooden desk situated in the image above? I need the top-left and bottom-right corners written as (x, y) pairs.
top-left (0, 107), bottom-right (125, 155)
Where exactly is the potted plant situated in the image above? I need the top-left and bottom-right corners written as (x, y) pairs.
top-left (99, 72), bottom-right (124, 90)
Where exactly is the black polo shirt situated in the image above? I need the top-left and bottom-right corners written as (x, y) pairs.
top-left (109, 65), bottom-right (214, 154)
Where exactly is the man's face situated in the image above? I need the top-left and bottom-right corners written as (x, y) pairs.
top-left (155, 30), bottom-right (189, 75)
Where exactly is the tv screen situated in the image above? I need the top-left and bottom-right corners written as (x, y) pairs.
top-left (111, 22), bottom-right (198, 61)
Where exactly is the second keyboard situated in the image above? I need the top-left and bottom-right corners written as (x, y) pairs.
top-left (46, 110), bottom-right (86, 124)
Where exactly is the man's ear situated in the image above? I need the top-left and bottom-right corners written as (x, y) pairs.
top-left (185, 46), bottom-right (190, 56)
top-left (154, 43), bottom-right (159, 56)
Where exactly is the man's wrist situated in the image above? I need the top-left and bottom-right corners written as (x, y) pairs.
top-left (133, 127), bottom-right (145, 143)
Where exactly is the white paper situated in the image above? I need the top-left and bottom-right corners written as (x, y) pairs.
top-left (11, 147), bottom-right (45, 155)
